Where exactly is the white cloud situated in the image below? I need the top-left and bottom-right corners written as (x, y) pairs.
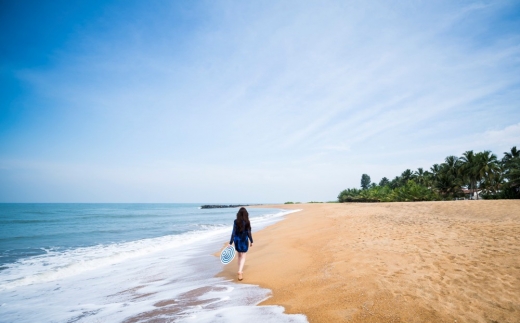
top-left (476, 123), bottom-right (520, 151)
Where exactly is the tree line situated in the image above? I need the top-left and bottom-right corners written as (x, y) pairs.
top-left (338, 147), bottom-right (520, 202)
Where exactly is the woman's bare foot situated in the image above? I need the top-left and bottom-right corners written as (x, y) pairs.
top-left (238, 272), bottom-right (243, 281)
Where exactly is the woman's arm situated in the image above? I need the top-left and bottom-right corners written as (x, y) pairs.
top-left (229, 222), bottom-right (236, 245)
top-left (247, 229), bottom-right (253, 244)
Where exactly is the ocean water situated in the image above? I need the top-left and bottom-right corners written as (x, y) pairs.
top-left (0, 204), bottom-right (306, 323)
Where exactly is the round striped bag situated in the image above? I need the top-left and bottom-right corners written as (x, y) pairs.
top-left (220, 245), bottom-right (236, 264)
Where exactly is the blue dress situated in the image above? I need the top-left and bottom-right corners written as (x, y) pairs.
top-left (229, 220), bottom-right (253, 252)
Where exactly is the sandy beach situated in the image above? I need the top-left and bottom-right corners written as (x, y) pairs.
top-left (219, 201), bottom-right (520, 323)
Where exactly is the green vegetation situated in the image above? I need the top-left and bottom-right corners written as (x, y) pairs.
top-left (360, 174), bottom-right (371, 190)
top-left (284, 201), bottom-right (294, 204)
top-left (338, 147), bottom-right (520, 202)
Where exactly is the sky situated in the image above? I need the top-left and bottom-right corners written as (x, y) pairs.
top-left (1, 0), bottom-right (519, 203)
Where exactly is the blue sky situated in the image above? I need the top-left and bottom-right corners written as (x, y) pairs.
top-left (1, 0), bottom-right (519, 202)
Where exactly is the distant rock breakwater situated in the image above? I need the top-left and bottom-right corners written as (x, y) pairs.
top-left (200, 204), bottom-right (250, 209)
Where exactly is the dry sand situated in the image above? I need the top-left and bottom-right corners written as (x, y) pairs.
top-left (219, 201), bottom-right (520, 323)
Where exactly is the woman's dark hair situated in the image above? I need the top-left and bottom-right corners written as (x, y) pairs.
top-left (236, 207), bottom-right (251, 232)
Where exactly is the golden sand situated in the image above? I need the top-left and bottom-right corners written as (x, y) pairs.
top-left (219, 201), bottom-right (520, 323)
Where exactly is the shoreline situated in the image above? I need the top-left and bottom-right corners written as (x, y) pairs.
top-left (0, 205), bottom-right (303, 323)
top-left (219, 200), bottom-right (520, 322)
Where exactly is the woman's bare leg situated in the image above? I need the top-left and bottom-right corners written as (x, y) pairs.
top-left (238, 252), bottom-right (247, 273)
top-left (236, 253), bottom-right (242, 273)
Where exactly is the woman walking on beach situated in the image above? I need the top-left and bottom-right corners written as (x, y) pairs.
top-left (229, 207), bottom-right (253, 281)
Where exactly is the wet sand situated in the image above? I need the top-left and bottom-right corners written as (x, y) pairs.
top-left (219, 201), bottom-right (520, 323)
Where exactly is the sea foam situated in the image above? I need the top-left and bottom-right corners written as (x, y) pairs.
top-left (0, 208), bottom-right (305, 323)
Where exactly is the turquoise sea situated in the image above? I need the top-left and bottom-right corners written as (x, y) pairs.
top-left (0, 203), bottom-right (306, 323)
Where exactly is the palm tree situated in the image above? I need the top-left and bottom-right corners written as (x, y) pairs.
top-left (423, 170), bottom-right (434, 188)
top-left (379, 177), bottom-right (390, 187)
top-left (474, 151), bottom-right (500, 198)
top-left (481, 165), bottom-right (505, 195)
top-left (401, 169), bottom-right (415, 185)
top-left (414, 168), bottom-right (427, 185)
top-left (427, 163), bottom-right (442, 191)
top-left (390, 176), bottom-right (401, 189)
top-left (460, 150), bottom-right (478, 199)
top-left (503, 146), bottom-right (519, 165)
top-left (507, 158), bottom-right (520, 188)
top-left (434, 172), bottom-right (462, 198)
top-left (431, 157), bottom-right (462, 199)
top-left (444, 156), bottom-right (461, 176)
top-left (429, 164), bottom-right (441, 180)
